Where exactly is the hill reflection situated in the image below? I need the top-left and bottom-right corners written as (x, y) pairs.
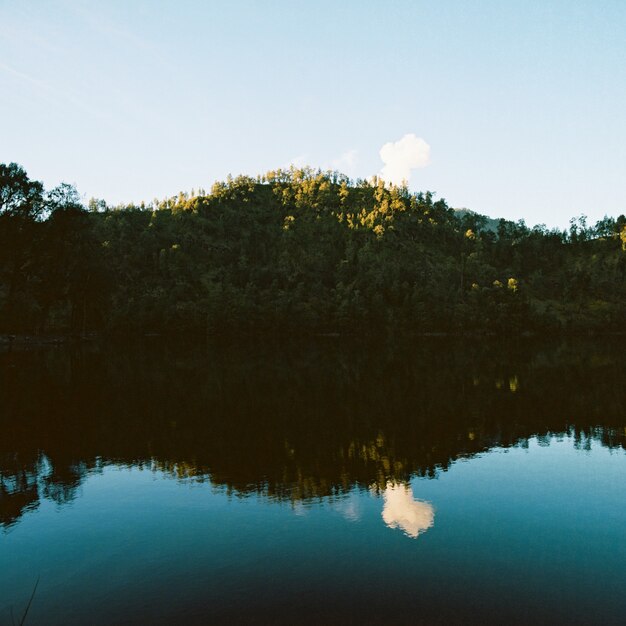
top-left (1, 338), bottom-right (624, 530)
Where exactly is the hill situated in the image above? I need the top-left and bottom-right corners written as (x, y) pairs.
top-left (1, 163), bottom-right (625, 335)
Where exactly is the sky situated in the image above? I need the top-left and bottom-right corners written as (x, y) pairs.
top-left (1, 0), bottom-right (625, 228)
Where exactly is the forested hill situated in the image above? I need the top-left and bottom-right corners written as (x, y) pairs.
top-left (1, 162), bottom-right (625, 336)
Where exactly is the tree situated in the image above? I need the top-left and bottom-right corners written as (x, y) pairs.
top-left (0, 162), bottom-right (44, 220)
top-left (0, 164), bottom-right (45, 329)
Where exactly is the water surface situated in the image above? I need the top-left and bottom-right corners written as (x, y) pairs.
top-left (1, 338), bottom-right (625, 624)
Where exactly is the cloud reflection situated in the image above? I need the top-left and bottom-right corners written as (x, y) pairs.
top-left (381, 482), bottom-right (434, 538)
top-left (333, 497), bottom-right (362, 522)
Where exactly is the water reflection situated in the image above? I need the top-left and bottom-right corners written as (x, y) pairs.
top-left (0, 337), bottom-right (625, 531)
top-left (0, 454), bottom-right (91, 530)
top-left (380, 482), bottom-right (434, 538)
top-left (330, 496), bottom-right (362, 522)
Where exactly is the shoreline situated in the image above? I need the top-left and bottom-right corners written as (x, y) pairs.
top-left (1, 327), bottom-right (625, 348)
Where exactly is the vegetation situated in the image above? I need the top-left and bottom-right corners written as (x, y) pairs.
top-left (1, 162), bottom-right (624, 335)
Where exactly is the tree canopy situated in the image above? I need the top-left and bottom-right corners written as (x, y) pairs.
top-left (0, 163), bottom-right (624, 335)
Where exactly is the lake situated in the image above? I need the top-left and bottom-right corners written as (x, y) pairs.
top-left (1, 338), bottom-right (625, 624)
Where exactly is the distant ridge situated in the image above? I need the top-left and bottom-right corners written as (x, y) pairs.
top-left (453, 208), bottom-right (501, 234)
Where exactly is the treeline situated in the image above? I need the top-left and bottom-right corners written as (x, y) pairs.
top-left (1, 162), bottom-right (625, 335)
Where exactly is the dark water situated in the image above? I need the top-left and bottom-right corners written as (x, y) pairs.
top-left (1, 338), bottom-right (625, 625)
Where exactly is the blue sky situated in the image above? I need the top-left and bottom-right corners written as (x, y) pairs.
top-left (1, 0), bottom-right (625, 228)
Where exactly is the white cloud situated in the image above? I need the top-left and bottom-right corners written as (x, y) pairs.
top-left (329, 149), bottom-right (358, 177)
top-left (379, 133), bottom-right (431, 186)
top-left (283, 154), bottom-right (309, 169)
top-left (381, 482), bottom-right (434, 539)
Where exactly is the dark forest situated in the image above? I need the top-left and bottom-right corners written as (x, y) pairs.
top-left (1, 162), bottom-right (625, 336)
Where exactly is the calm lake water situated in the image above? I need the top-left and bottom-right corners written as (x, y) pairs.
top-left (1, 338), bottom-right (625, 624)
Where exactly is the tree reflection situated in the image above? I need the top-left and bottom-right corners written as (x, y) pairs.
top-left (0, 475), bottom-right (39, 528)
top-left (1, 337), bottom-right (624, 530)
